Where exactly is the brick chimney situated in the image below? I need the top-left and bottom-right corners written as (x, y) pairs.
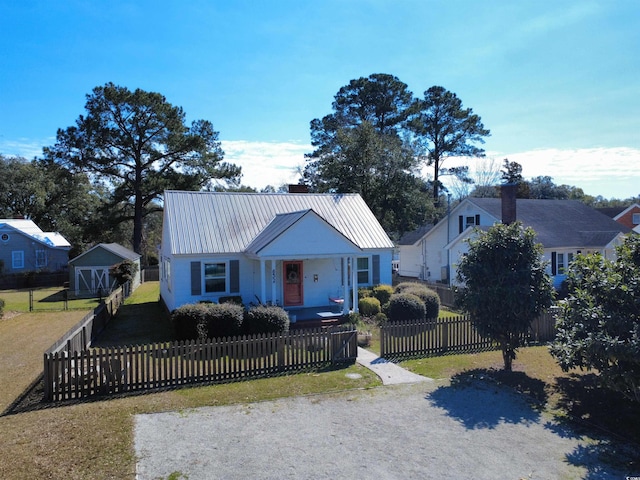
top-left (501, 183), bottom-right (517, 225)
top-left (288, 184), bottom-right (309, 193)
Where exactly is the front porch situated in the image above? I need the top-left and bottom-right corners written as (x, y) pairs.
top-left (286, 305), bottom-right (349, 329)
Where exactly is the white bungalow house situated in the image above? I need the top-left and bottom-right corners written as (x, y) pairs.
top-left (159, 190), bottom-right (394, 320)
top-left (398, 186), bottom-right (632, 288)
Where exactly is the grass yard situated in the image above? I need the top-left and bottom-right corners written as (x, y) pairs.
top-left (0, 287), bottom-right (100, 312)
top-left (1, 283), bottom-right (637, 478)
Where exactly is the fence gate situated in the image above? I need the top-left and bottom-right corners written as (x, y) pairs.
top-left (331, 329), bottom-right (357, 363)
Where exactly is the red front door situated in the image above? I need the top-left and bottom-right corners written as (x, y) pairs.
top-left (283, 261), bottom-right (303, 306)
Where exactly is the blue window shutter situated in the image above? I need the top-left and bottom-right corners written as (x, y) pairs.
top-left (230, 260), bottom-right (240, 293)
top-left (191, 261), bottom-right (201, 295)
top-left (475, 214), bottom-right (480, 225)
top-left (458, 216), bottom-right (464, 234)
top-left (551, 252), bottom-right (557, 276)
top-left (372, 255), bottom-right (380, 284)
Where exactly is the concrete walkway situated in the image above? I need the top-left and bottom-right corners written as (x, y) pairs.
top-left (356, 347), bottom-right (432, 385)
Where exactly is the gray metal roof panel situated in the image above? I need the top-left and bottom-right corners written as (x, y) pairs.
top-left (164, 191), bottom-right (394, 255)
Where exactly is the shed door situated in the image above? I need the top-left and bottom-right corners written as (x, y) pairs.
top-left (75, 267), bottom-right (111, 296)
top-left (283, 261), bottom-right (303, 306)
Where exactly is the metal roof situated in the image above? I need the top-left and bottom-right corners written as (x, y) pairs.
top-left (0, 219), bottom-right (71, 248)
top-left (164, 191), bottom-right (394, 255)
top-left (70, 242), bottom-right (141, 263)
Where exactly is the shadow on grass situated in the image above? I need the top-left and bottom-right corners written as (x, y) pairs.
top-left (1, 363), bottom-right (359, 417)
top-left (92, 301), bottom-right (175, 347)
top-left (547, 373), bottom-right (640, 477)
top-left (426, 368), bottom-right (547, 429)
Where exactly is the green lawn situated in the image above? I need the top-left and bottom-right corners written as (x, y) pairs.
top-left (0, 287), bottom-right (100, 312)
top-left (1, 284), bottom-right (637, 479)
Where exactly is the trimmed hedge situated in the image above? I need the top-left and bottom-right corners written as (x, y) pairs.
top-left (387, 293), bottom-right (426, 322)
top-left (199, 303), bottom-right (245, 339)
top-left (171, 303), bottom-right (211, 340)
top-left (403, 286), bottom-right (440, 319)
top-left (372, 284), bottom-right (393, 306)
top-left (243, 305), bottom-right (290, 334)
top-left (358, 296), bottom-right (381, 316)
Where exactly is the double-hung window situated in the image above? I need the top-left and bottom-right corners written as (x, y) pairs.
top-left (204, 262), bottom-right (226, 293)
top-left (357, 257), bottom-right (370, 285)
top-left (633, 213), bottom-right (640, 225)
top-left (35, 250), bottom-right (47, 268)
top-left (12, 251), bottom-right (24, 269)
top-left (557, 253), bottom-right (565, 274)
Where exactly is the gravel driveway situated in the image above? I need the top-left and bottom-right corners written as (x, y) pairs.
top-left (135, 381), bottom-right (626, 480)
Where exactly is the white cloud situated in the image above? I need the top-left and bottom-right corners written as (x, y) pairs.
top-left (0, 137), bottom-right (54, 159)
top-left (222, 140), bottom-right (310, 190)
top-left (443, 147), bottom-right (640, 199)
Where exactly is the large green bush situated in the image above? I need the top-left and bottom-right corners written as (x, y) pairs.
top-left (394, 281), bottom-right (424, 294)
top-left (243, 305), bottom-right (290, 334)
top-left (171, 303), bottom-right (211, 340)
top-left (403, 285), bottom-right (440, 319)
top-left (200, 303), bottom-right (245, 339)
top-left (387, 293), bottom-right (426, 322)
top-left (358, 296), bottom-right (381, 316)
top-left (372, 284), bottom-right (393, 305)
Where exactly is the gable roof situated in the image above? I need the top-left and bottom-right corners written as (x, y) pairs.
top-left (613, 203), bottom-right (640, 220)
top-left (70, 242), bottom-right (140, 264)
top-left (467, 198), bottom-right (632, 248)
top-left (398, 223), bottom-right (434, 245)
top-left (0, 219), bottom-right (71, 248)
top-left (244, 209), bottom-right (360, 255)
top-left (164, 191), bottom-right (394, 255)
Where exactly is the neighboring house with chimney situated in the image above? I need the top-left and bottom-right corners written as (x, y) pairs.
top-left (398, 186), bottom-right (632, 288)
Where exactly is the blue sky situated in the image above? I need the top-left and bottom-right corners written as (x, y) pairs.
top-left (1, 0), bottom-right (638, 199)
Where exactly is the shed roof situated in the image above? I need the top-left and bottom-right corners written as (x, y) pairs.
top-left (164, 191), bottom-right (394, 255)
top-left (69, 242), bottom-right (140, 264)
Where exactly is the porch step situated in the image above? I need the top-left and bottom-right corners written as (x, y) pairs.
top-left (290, 317), bottom-right (345, 330)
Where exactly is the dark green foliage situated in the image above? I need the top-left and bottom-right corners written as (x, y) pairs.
top-left (393, 281), bottom-right (424, 294)
top-left (387, 293), bottom-right (426, 322)
top-left (0, 298), bottom-right (4, 318)
top-left (403, 286), bottom-right (440, 319)
top-left (374, 312), bottom-right (388, 325)
top-left (110, 260), bottom-right (139, 286)
top-left (455, 222), bottom-right (554, 371)
top-left (372, 284), bottom-right (393, 305)
top-left (45, 83), bottom-right (241, 254)
top-left (550, 235), bottom-right (640, 402)
top-left (171, 302), bottom-right (245, 340)
top-left (171, 303), bottom-right (211, 340)
top-left (200, 303), bottom-right (245, 339)
top-left (243, 305), bottom-right (290, 334)
top-left (358, 287), bottom-right (372, 299)
top-left (358, 296), bottom-right (381, 316)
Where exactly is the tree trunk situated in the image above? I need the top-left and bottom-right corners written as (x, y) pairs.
top-left (502, 344), bottom-right (513, 372)
top-left (133, 165), bottom-right (144, 254)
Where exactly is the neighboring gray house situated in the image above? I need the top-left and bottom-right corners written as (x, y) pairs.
top-left (399, 187), bottom-right (633, 288)
top-left (0, 219), bottom-right (70, 274)
top-left (159, 191), bottom-right (394, 318)
top-left (69, 243), bottom-right (141, 297)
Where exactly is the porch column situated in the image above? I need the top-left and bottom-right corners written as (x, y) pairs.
top-left (351, 256), bottom-right (358, 314)
top-left (260, 259), bottom-right (266, 305)
top-left (342, 256), bottom-right (349, 315)
top-left (271, 260), bottom-right (277, 306)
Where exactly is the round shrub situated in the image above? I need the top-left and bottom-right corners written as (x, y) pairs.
top-left (394, 281), bottom-right (425, 294)
top-left (403, 286), bottom-right (440, 319)
top-left (358, 296), bottom-right (381, 317)
top-left (372, 284), bottom-right (393, 306)
top-left (373, 312), bottom-right (388, 325)
top-left (243, 305), bottom-right (290, 334)
top-left (202, 302), bottom-right (245, 339)
top-left (387, 293), bottom-right (426, 322)
top-left (358, 287), bottom-right (372, 299)
top-left (171, 303), bottom-right (211, 340)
